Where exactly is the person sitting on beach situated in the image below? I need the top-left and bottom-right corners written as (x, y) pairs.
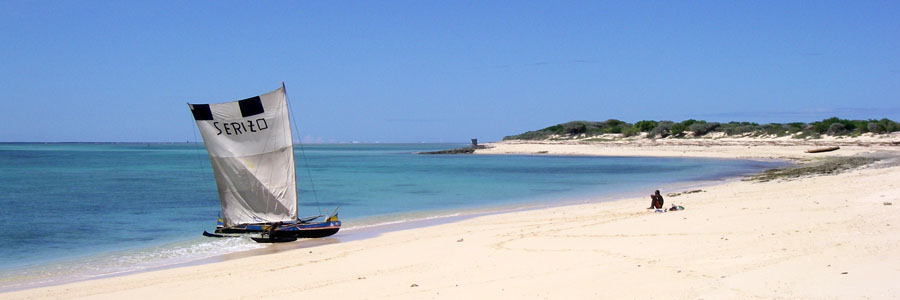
top-left (648, 190), bottom-right (664, 209)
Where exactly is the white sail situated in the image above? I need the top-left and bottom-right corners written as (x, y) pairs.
top-left (188, 86), bottom-right (297, 226)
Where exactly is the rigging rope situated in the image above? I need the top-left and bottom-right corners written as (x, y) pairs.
top-left (284, 83), bottom-right (324, 216)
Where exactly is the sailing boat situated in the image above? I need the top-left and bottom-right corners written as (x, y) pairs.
top-left (188, 83), bottom-right (340, 242)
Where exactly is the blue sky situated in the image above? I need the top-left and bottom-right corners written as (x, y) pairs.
top-left (1, 1), bottom-right (898, 142)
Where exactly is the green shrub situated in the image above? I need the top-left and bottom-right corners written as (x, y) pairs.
top-left (878, 118), bottom-right (899, 132)
top-left (720, 122), bottom-right (758, 136)
top-left (827, 123), bottom-right (847, 135)
top-left (679, 119), bottom-right (698, 128)
top-left (634, 120), bottom-right (658, 132)
top-left (868, 122), bottom-right (883, 133)
top-left (543, 124), bottom-right (563, 133)
top-left (605, 119), bottom-right (626, 128)
top-left (569, 123), bottom-right (588, 135)
top-left (688, 122), bottom-right (718, 136)
top-left (671, 123), bottom-right (686, 137)
top-left (851, 120), bottom-right (869, 133)
top-left (759, 123), bottom-right (785, 136)
top-left (812, 117), bottom-right (856, 134)
top-left (786, 122), bottom-right (805, 133)
top-left (649, 121), bottom-right (674, 138)
top-left (622, 126), bottom-right (640, 137)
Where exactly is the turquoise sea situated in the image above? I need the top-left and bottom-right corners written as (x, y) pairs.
top-left (0, 143), bottom-right (781, 291)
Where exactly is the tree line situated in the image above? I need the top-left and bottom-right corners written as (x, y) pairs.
top-left (503, 117), bottom-right (900, 140)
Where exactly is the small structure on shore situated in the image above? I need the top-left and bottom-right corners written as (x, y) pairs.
top-left (471, 138), bottom-right (487, 150)
top-left (420, 138), bottom-right (486, 154)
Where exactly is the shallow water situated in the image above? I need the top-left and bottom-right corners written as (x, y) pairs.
top-left (0, 143), bottom-right (781, 291)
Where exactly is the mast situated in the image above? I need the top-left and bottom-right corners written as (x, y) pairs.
top-left (283, 81), bottom-right (301, 220)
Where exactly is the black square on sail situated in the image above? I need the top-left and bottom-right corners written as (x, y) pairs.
top-left (239, 96), bottom-right (264, 117)
top-left (190, 104), bottom-right (214, 121)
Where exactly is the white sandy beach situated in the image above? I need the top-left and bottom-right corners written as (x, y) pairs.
top-left (478, 133), bottom-right (900, 160)
top-left (6, 138), bottom-right (900, 299)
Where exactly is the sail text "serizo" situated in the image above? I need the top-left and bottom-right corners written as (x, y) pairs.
top-left (213, 119), bottom-right (269, 136)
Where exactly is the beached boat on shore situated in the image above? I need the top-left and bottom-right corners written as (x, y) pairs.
top-left (806, 146), bottom-right (840, 153)
top-left (188, 83), bottom-right (340, 242)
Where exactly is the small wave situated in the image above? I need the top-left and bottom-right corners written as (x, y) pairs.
top-left (0, 237), bottom-right (264, 292)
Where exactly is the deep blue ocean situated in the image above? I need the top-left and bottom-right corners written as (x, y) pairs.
top-left (0, 143), bottom-right (780, 290)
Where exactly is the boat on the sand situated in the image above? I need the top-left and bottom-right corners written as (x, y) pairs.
top-left (188, 83), bottom-right (340, 242)
top-left (805, 146), bottom-right (840, 153)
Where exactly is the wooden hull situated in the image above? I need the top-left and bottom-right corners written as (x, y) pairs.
top-left (214, 219), bottom-right (341, 238)
top-left (806, 146), bottom-right (840, 153)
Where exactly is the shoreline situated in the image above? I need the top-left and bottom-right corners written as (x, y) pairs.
top-left (5, 139), bottom-right (899, 299)
top-left (475, 136), bottom-right (900, 161)
top-left (1, 156), bottom-right (768, 293)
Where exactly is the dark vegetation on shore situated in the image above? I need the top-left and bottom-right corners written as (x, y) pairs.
top-left (503, 117), bottom-right (900, 140)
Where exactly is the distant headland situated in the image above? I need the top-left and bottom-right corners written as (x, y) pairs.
top-left (503, 117), bottom-right (900, 141)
